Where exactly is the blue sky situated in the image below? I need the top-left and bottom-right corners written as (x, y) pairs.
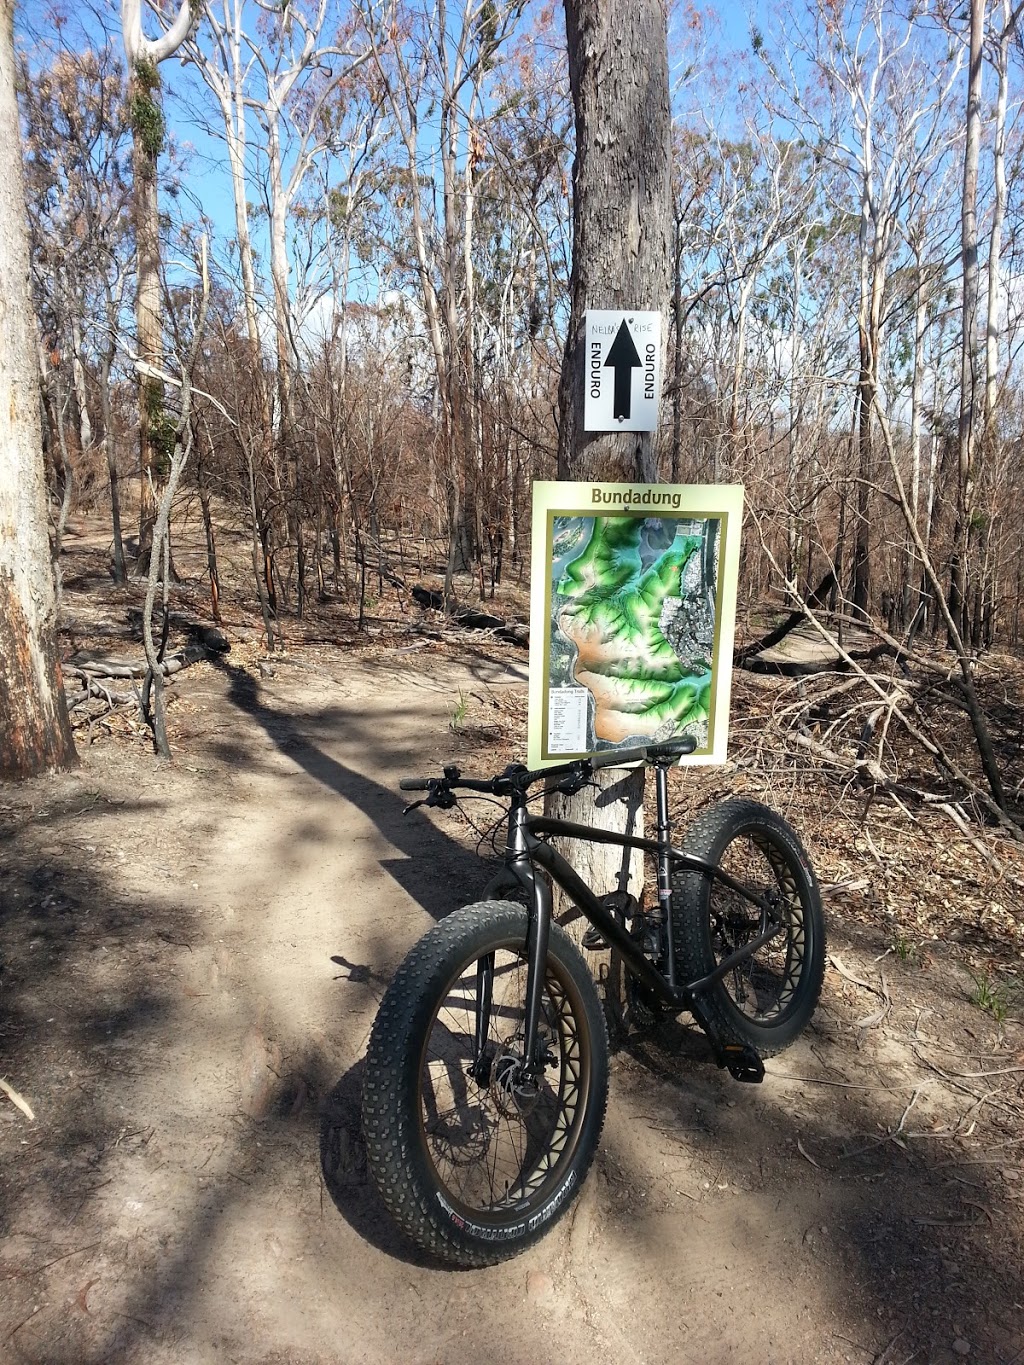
top-left (16, 0), bottom-right (768, 250)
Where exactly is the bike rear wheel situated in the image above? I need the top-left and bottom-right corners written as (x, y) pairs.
top-left (672, 800), bottom-right (826, 1056)
top-left (362, 901), bottom-right (609, 1266)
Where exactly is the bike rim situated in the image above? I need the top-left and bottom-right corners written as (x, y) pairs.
top-left (710, 831), bottom-right (807, 1024)
top-left (415, 941), bottom-right (591, 1221)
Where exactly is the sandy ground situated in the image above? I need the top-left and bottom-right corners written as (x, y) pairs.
top-left (2, 613), bottom-right (1024, 1363)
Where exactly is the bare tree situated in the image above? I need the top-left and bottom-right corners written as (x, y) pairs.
top-left (758, 0), bottom-right (963, 618)
top-left (120, 0), bottom-right (195, 573)
top-left (186, 0), bottom-right (383, 618)
top-left (367, 0), bottom-right (526, 602)
top-left (0, 0), bottom-right (76, 777)
top-left (20, 38), bottom-right (134, 582)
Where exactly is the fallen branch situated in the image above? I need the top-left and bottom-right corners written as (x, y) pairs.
top-left (733, 568), bottom-right (837, 665)
top-left (412, 586), bottom-right (529, 647)
top-left (829, 954), bottom-right (892, 1027)
top-left (67, 644), bottom-right (208, 681)
top-left (0, 1077), bottom-right (35, 1121)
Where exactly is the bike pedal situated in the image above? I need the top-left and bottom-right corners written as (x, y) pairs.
top-left (722, 1044), bottom-right (765, 1084)
top-left (581, 925), bottom-right (609, 951)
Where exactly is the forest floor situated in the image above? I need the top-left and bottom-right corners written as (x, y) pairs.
top-left (2, 513), bottom-right (1024, 1365)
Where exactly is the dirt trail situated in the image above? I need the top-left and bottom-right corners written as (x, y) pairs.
top-left (1, 649), bottom-right (1023, 1365)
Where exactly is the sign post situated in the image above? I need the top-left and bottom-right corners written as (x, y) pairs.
top-left (583, 310), bottom-right (662, 433)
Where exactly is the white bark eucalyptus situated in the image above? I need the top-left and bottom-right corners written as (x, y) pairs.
top-left (186, 0), bottom-right (385, 617)
top-left (952, 0), bottom-right (985, 643)
top-left (119, 0), bottom-right (195, 573)
top-left (0, 0), bottom-right (77, 777)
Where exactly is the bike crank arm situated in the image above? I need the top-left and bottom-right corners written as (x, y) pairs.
top-left (685, 990), bottom-right (766, 1084)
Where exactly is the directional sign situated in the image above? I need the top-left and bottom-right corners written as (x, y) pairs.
top-left (583, 310), bottom-right (662, 433)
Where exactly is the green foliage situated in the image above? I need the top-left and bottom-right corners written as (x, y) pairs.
top-left (449, 689), bottom-right (470, 732)
top-left (476, 0), bottom-right (503, 71)
top-left (144, 379), bottom-right (177, 479)
top-left (134, 58), bottom-right (159, 93)
top-left (966, 969), bottom-right (1011, 1023)
top-left (131, 60), bottom-right (164, 162)
top-left (890, 931), bottom-right (918, 964)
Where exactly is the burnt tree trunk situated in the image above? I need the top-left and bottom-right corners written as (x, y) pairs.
top-left (0, 0), bottom-right (76, 777)
top-left (550, 0), bottom-right (673, 936)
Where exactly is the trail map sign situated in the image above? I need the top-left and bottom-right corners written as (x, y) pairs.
top-left (583, 310), bottom-right (662, 432)
top-left (528, 481), bottom-right (743, 768)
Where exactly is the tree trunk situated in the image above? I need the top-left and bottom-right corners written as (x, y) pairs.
top-left (552, 0), bottom-right (673, 919)
top-left (130, 67), bottom-right (164, 574)
top-left (558, 0), bottom-right (672, 487)
top-left (121, 1), bottom-right (193, 576)
top-left (0, 0), bottom-right (76, 777)
top-left (985, 0), bottom-right (1010, 434)
top-left (99, 338), bottom-right (126, 585)
top-left (952, 0), bottom-right (984, 644)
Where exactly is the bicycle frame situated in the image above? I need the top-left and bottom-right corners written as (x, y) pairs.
top-left (481, 762), bottom-right (787, 1081)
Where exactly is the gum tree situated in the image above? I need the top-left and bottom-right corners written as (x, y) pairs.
top-left (551, 0), bottom-right (673, 929)
top-left (120, 0), bottom-right (195, 573)
top-left (0, 0), bottom-right (76, 777)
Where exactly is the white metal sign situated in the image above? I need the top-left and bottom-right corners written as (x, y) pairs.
top-left (582, 310), bottom-right (662, 432)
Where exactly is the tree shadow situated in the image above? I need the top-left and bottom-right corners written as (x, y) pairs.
top-left (317, 1060), bottom-right (449, 1269)
top-left (211, 657), bottom-right (489, 923)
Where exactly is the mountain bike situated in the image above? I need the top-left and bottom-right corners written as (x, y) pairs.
top-left (361, 738), bottom-right (826, 1267)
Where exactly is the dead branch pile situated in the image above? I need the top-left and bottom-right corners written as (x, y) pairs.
top-left (411, 585), bottom-right (529, 647)
top-left (733, 610), bottom-right (1023, 861)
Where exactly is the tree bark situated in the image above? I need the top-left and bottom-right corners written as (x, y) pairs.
top-left (120, 0), bottom-right (193, 575)
top-left (952, 0), bottom-right (984, 643)
top-left (558, 0), bottom-right (672, 485)
top-left (552, 0), bottom-right (673, 919)
top-left (0, 0), bottom-right (76, 777)
top-left (130, 87), bottom-right (162, 571)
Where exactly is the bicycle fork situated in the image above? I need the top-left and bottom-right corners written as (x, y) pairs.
top-left (469, 803), bottom-right (553, 1090)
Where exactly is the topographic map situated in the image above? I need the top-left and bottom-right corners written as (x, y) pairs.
top-left (548, 514), bottom-right (721, 748)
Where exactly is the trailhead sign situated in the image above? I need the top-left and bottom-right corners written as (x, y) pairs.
top-left (583, 310), bottom-right (663, 432)
top-left (528, 481), bottom-right (743, 768)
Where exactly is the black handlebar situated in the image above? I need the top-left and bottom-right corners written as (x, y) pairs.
top-left (590, 745), bottom-right (646, 769)
top-left (400, 736), bottom-right (697, 804)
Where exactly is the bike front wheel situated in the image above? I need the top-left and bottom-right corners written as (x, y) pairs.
top-left (361, 901), bottom-right (609, 1267)
top-left (672, 800), bottom-right (826, 1056)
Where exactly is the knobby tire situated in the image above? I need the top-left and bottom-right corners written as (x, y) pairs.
top-left (361, 901), bottom-right (609, 1267)
top-left (672, 799), bottom-right (826, 1056)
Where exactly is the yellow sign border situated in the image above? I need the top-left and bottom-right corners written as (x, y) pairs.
top-left (527, 481), bottom-right (744, 768)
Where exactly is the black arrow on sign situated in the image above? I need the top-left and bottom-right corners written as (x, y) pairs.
top-left (604, 319), bottom-right (642, 419)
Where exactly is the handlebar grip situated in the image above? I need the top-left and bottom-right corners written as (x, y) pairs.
top-left (590, 746), bottom-right (648, 770)
top-left (399, 777), bottom-right (431, 791)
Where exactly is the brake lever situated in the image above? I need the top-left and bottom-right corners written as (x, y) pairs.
top-left (554, 775), bottom-right (589, 797)
top-left (404, 785), bottom-right (457, 815)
